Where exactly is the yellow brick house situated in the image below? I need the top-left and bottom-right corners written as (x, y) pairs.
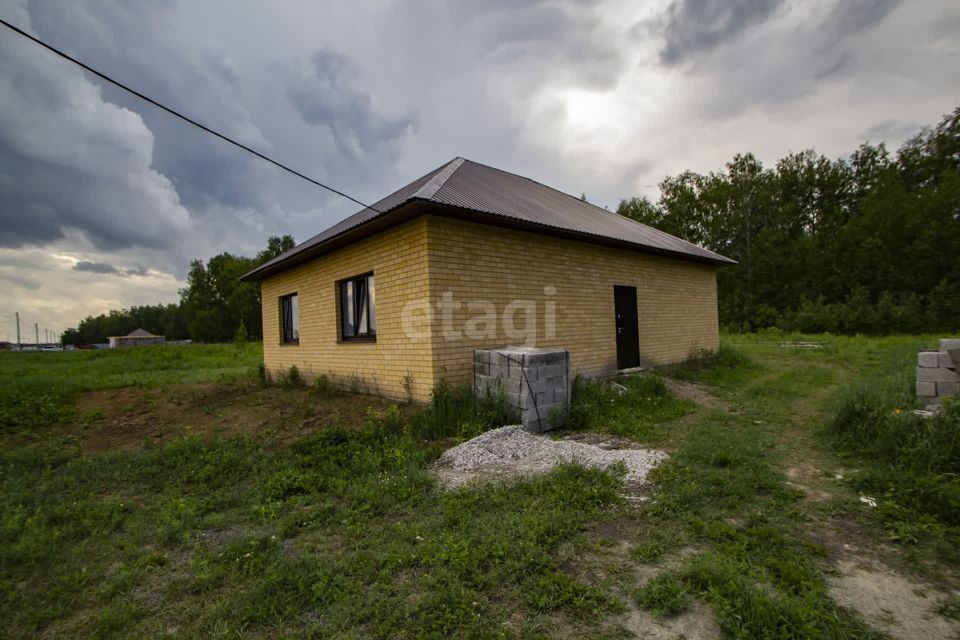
top-left (241, 158), bottom-right (734, 402)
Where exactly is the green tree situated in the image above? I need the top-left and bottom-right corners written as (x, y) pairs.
top-left (614, 106), bottom-right (960, 334)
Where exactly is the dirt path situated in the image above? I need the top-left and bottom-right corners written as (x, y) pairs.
top-left (767, 358), bottom-right (960, 640)
top-left (660, 377), bottom-right (732, 412)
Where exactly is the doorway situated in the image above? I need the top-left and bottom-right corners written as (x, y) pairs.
top-left (614, 285), bottom-right (639, 370)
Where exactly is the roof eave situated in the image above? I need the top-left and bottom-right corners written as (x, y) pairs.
top-left (239, 199), bottom-right (432, 281)
top-left (242, 200), bottom-right (735, 282)
top-left (423, 202), bottom-right (736, 266)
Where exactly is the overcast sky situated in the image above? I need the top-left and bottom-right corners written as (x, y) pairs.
top-left (0, 0), bottom-right (958, 340)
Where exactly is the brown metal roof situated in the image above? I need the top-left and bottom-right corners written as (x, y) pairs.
top-left (242, 157), bottom-right (734, 280)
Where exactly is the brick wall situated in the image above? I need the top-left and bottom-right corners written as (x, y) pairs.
top-left (260, 217), bottom-right (435, 401)
top-left (259, 213), bottom-right (720, 401)
top-left (424, 216), bottom-right (720, 386)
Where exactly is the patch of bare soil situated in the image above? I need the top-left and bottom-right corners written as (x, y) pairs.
top-left (781, 452), bottom-right (960, 638)
top-left (620, 600), bottom-right (721, 640)
top-left (784, 463), bottom-right (835, 502)
top-left (829, 558), bottom-right (960, 640)
top-left (67, 382), bottom-right (404, 452)
top-left (583, 519), bottom-right (717, 639)
top-left (661, 377), bottom-right (733, 412)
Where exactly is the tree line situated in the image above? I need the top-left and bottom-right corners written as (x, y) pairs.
top-left (64, 107), bottom-right (959, 344)
top-left (62, 236), bottom-right (294, 344)
top-left (618, 106), bottom-right (960, 334)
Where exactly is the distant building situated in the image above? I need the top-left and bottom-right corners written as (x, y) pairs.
top-left (108, 328), bottom-right (166, 349)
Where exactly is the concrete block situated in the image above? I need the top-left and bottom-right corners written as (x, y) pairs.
top-left (503, 378), bottom-right (523, 395)
top-left (545, 363), bottom-right (566, 379)
top-left (949, 349), bottom-right (960, 370)
top-left (917, 366), bottom-right (960, 383)
top-left (546, 376), bottom-right (566, 388)
top-left (535, 389), bottom-right (554, 406)
top-left (939, 339), bottom-right (960, 353)
top-left (545, 351), bottom-right (566, 366)
top-left (937, 381), bottom-right (960, 396)
top-left (477, 347), bottom-right (568, 433)
top-left (919, 351), bottom-right (941, 368)
top-left (555, 388), bottom-right (568, 408)
top-left (524, 352), bottom-right (545, 366)
top-left (529, 377), bottom-right (553, 395)
top-left (916, 381), bottom-right (937, 397)
top-left (938, 352), bottom-right (956, 369)
top-left (525, 418), bottom-right (549, 433)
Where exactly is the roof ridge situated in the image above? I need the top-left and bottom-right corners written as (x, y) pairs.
top-left (413, 156), bottom-right (464, 200)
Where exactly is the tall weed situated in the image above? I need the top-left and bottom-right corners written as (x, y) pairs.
top-left (828, 354), bottom-right (960, 526)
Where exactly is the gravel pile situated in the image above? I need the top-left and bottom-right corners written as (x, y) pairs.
top-left (433, 425), bottom-right (669, 488)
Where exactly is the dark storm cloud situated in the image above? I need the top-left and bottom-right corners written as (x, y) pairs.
top-left (73, 261), bottom-right (152, 277)
top-left (448, 0), bottom-right (624, 90)
top-left (287, 49), bottom-right (417, 162)
top-left (654, 0), bottom-right (787, 65)
top-left (820, 0), bottom-right (901, 49)
top-left (23, 1), bottom-right (277, 215)
top-left (0, 122), bottom-right (188, 253)
top-left (73, 261), bottom-right (121, 275)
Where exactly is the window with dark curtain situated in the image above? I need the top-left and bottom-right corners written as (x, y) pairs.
top-left (280, 293), bottom-right (299, 344)
top-left (339, 273), bottom-right (376, 340)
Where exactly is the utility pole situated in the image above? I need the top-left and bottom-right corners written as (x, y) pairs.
top-left (15, 311), bottom-right (20, 349)
top-left (34, 323), bottom-right (38, 344)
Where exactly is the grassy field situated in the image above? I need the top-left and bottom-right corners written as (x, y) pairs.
top-left (0, 343), bottom-right (262, 431)
top-left (0, 337), bottom-right (958, 638)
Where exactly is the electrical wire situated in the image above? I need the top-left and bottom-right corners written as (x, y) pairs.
top-left (0, 17), bottom-right (382, 213)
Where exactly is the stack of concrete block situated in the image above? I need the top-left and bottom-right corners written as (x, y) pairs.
top-left (917, 339), bottom-right (960, 406)
top-left (473, 347), bottom-right (570, 433)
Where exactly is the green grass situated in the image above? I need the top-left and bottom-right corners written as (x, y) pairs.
top-left (568, 373), bottom-right (693, 443)
top-left (0, 343), bottom-right (261, 430)
top-left (1, 334), bottom-right (957, 637)
top-left (621, 333), bottom-right (951, 638)
top-left (824, 339), bottom-right (960, 558)
top-left (0, 427), bottom-right (625, 637)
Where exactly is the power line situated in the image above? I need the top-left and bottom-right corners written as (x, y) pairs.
top-left (0, 17), bottom-right (381, 213)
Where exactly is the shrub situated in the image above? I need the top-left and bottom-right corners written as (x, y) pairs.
top-left (312, 374), bottom-right (343, 397)
top-left (828, 362), bottom-right (960, 526)
top-left (406, 382), bottom-right (512, 441)
top-left (278, 365), bottom-right (305, 389)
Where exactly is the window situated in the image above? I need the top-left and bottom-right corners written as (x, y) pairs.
top-left (280, 293), bottom-right (299, 344)
top-left (339, 273), bottom-right (376, 340)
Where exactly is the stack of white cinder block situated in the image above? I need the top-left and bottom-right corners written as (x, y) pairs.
top-left (917, 339), bottom-right (960, 407)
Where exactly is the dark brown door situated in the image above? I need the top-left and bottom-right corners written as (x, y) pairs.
top-left (614, 285), bottom-right (639, 370)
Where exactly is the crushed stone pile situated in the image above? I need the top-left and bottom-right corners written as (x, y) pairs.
top-left (433, 425), bottom-right (669, 488)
